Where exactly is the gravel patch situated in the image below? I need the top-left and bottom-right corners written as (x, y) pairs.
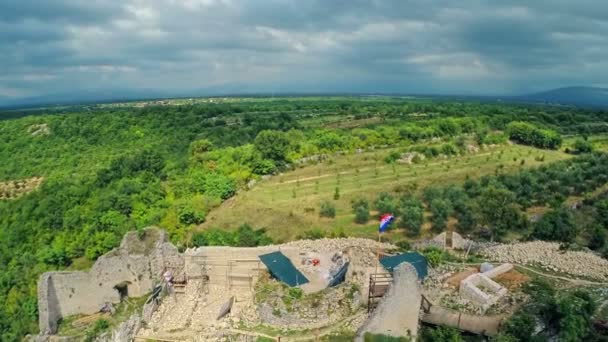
top-left (481, 241), bottom-right (608, 281)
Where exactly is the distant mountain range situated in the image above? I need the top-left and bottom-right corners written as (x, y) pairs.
top-left (517, 86), bottom-right (608, 108)
top-left (1, 86), bottom-right (607, 110)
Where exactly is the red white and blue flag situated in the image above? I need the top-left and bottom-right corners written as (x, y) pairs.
top-left (379, 214), bottom-right (394, 233)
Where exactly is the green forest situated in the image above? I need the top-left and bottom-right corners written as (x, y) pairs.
top-left (1, 97), bottom-right (608, 339)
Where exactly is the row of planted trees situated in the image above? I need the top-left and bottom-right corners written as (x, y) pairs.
top-left (339, 153), bottom-right (608, 253)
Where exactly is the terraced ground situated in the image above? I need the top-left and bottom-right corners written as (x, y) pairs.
top-left (201, 143), bottom-right (571, 242)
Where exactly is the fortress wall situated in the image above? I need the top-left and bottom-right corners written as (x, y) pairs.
top-left (37, 228), bottom-right (181, 335)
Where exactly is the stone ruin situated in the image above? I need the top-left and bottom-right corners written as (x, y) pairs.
top-left (459, 263), bottom-right (513, 311)
top-left (37, 228), bottom-right (183, 335)
top-left (432, 231), bottom-right (472, 250)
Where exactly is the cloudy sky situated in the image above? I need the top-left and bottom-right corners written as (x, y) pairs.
top-left (1, 0), bottom-right (607, 101)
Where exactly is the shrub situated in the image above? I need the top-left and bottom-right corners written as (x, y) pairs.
top-left (177, 205), bottom-right (205, 225)
top-left (300, 229), bottom-right (325, 240)
top-left (396, 240), bottom-right (411, 252)
top-left (429, 198), bottom-right (451, 233)
top-left (384, 151), bottom-right (401, 164)
top-left (401, 205), bottom-right (423, 236)
top-left (506, 121), bottom-right (562, 149)
top-left (588, 226), bottom-right (606, 251)
top-left (320, 201), bottom-right (336, 218)
top-left (352, 199), bottom-right (370, 224)
top-left (572, 139), bottom-right (593, 154)
top-left (288, 287), bottom-right (303, 299)
top-left (421, 247), bottom-right (445, 267)
top-left (532, 209), bottom-right (577, 243)
top-left (374, 192), bottom-right (397, 217)
top-left (190, 225), bottom-right (272, 247)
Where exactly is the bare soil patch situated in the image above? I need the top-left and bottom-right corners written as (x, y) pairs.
top-left (0, 176), bottom-right (44, 200)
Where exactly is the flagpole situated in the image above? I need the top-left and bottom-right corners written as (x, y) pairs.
top-left (376, 230), bottom-right (381, 274)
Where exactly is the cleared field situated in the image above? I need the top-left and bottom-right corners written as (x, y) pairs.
top-left (201, 144), bottom-right (572, 242)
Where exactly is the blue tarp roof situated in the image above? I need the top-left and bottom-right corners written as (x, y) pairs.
top-left (380, 252), bottom-right (428, 280)
top-left (259, 251), bottom-right (309, 287)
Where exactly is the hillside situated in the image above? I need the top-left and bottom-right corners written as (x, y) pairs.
top-left (521, 86), bottom-right (608, 108)
top-left (202, 144), bottom-right (571, 242)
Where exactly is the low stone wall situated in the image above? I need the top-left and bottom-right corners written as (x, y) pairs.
top-left (482, 263), bottom-right (513, 279)
top-left (459, 263), bottom-right (511, 310)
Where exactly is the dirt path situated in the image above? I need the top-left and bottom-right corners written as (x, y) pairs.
top-left (514, 264), bottom-right (608, 286)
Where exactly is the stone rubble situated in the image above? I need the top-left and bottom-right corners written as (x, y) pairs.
top-left (481, 241), bottom-right (608, 281)
top-left (284, 238), bottom-right (395, 268)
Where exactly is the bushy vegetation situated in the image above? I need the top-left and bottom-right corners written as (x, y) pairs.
top-left (1, 97), bottom-right (608, 339)
top-left (191, 224), bottom-right (273, 247)
top-left (319, 200), bottom-right (337, 218)
top-left (352, 199), bottom-right (371, 224)
top-left (497, 280), bottom-right (601, 341)
top-left (507, 121), bottom-right (562, 149)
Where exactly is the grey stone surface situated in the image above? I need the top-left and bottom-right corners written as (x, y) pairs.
top-left (37, 228), bottom-right (183, 335)
top-left (96, 314), bottom-right (141, 342)
top-left (482, 241), bottom-right (608, 281)
top-left (356, 263), bottom-right (421, 340)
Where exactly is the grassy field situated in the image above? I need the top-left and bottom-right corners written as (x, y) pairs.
top-left (201, 143), bottom-right (572, 243)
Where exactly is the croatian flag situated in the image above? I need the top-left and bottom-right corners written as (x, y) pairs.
top-left (379, 214), bottom-right (394, 233)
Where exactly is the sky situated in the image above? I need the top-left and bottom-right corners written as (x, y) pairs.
top-left (1, 0), bottom-right (607, 101)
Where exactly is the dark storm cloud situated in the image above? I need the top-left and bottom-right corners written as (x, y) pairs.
top-left (0, 0), bottom-right (607, 99)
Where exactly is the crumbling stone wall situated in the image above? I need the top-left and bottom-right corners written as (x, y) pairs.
top-left (37, 228), bottom-right (183, 335)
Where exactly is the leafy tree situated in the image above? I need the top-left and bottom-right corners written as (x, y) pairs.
top-left (429, 198), bottom-right (451, 233)
top-left (320, 201), bottom-right (336, 218)
top-left (506, 121), bottom-right (562, 149)
top-left (456, 205), bottom-right (476, 233)
top-left (374, 192), bottom-right (397, 217)
top-left (532, 208), bottom-right (577, 243)
top-left (399, 194), bottom-right (424, 236)
top-left (572, 139), bottom-right (593, 154)
top-left (419, 326), bottom-right (464, 342)
top-left (85, 231), bottom-right (120, 260)
top-left (352, 199), bottom-right (370, 224)
top-left (251, 158), bottom-right (277, 175)
top-left (588, 226), bottom-right (606, 251)
top-left (423, 186), bottom-right (443, 204)
top-left (177, 205), bottom-right (205, 225)
top-left (556, 291), bottom-right (596, 342)
top-left (501, 311), bottom-right (537, 341)
top-left (475, 187), bottom-right (524, 241)
top-left (401, 205), bottom-right (423, 236)
top-left (200, 173), bottom-right (237, 200)
top-left (235, 224), bottom-right (258, 247)
top-left (190, 138), bottom-right (213, 155)
top-left (595, 199), bottom-right (608, 227)
top-left (254, 130), bottom-right (291, 163)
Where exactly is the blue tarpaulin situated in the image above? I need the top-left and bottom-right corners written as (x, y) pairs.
top-left (259, 251), bottom-right (309, 287)
top-left (328, 262), bottom-right (349, 287)
top-left (380, 252), bottom-right (428, 280)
